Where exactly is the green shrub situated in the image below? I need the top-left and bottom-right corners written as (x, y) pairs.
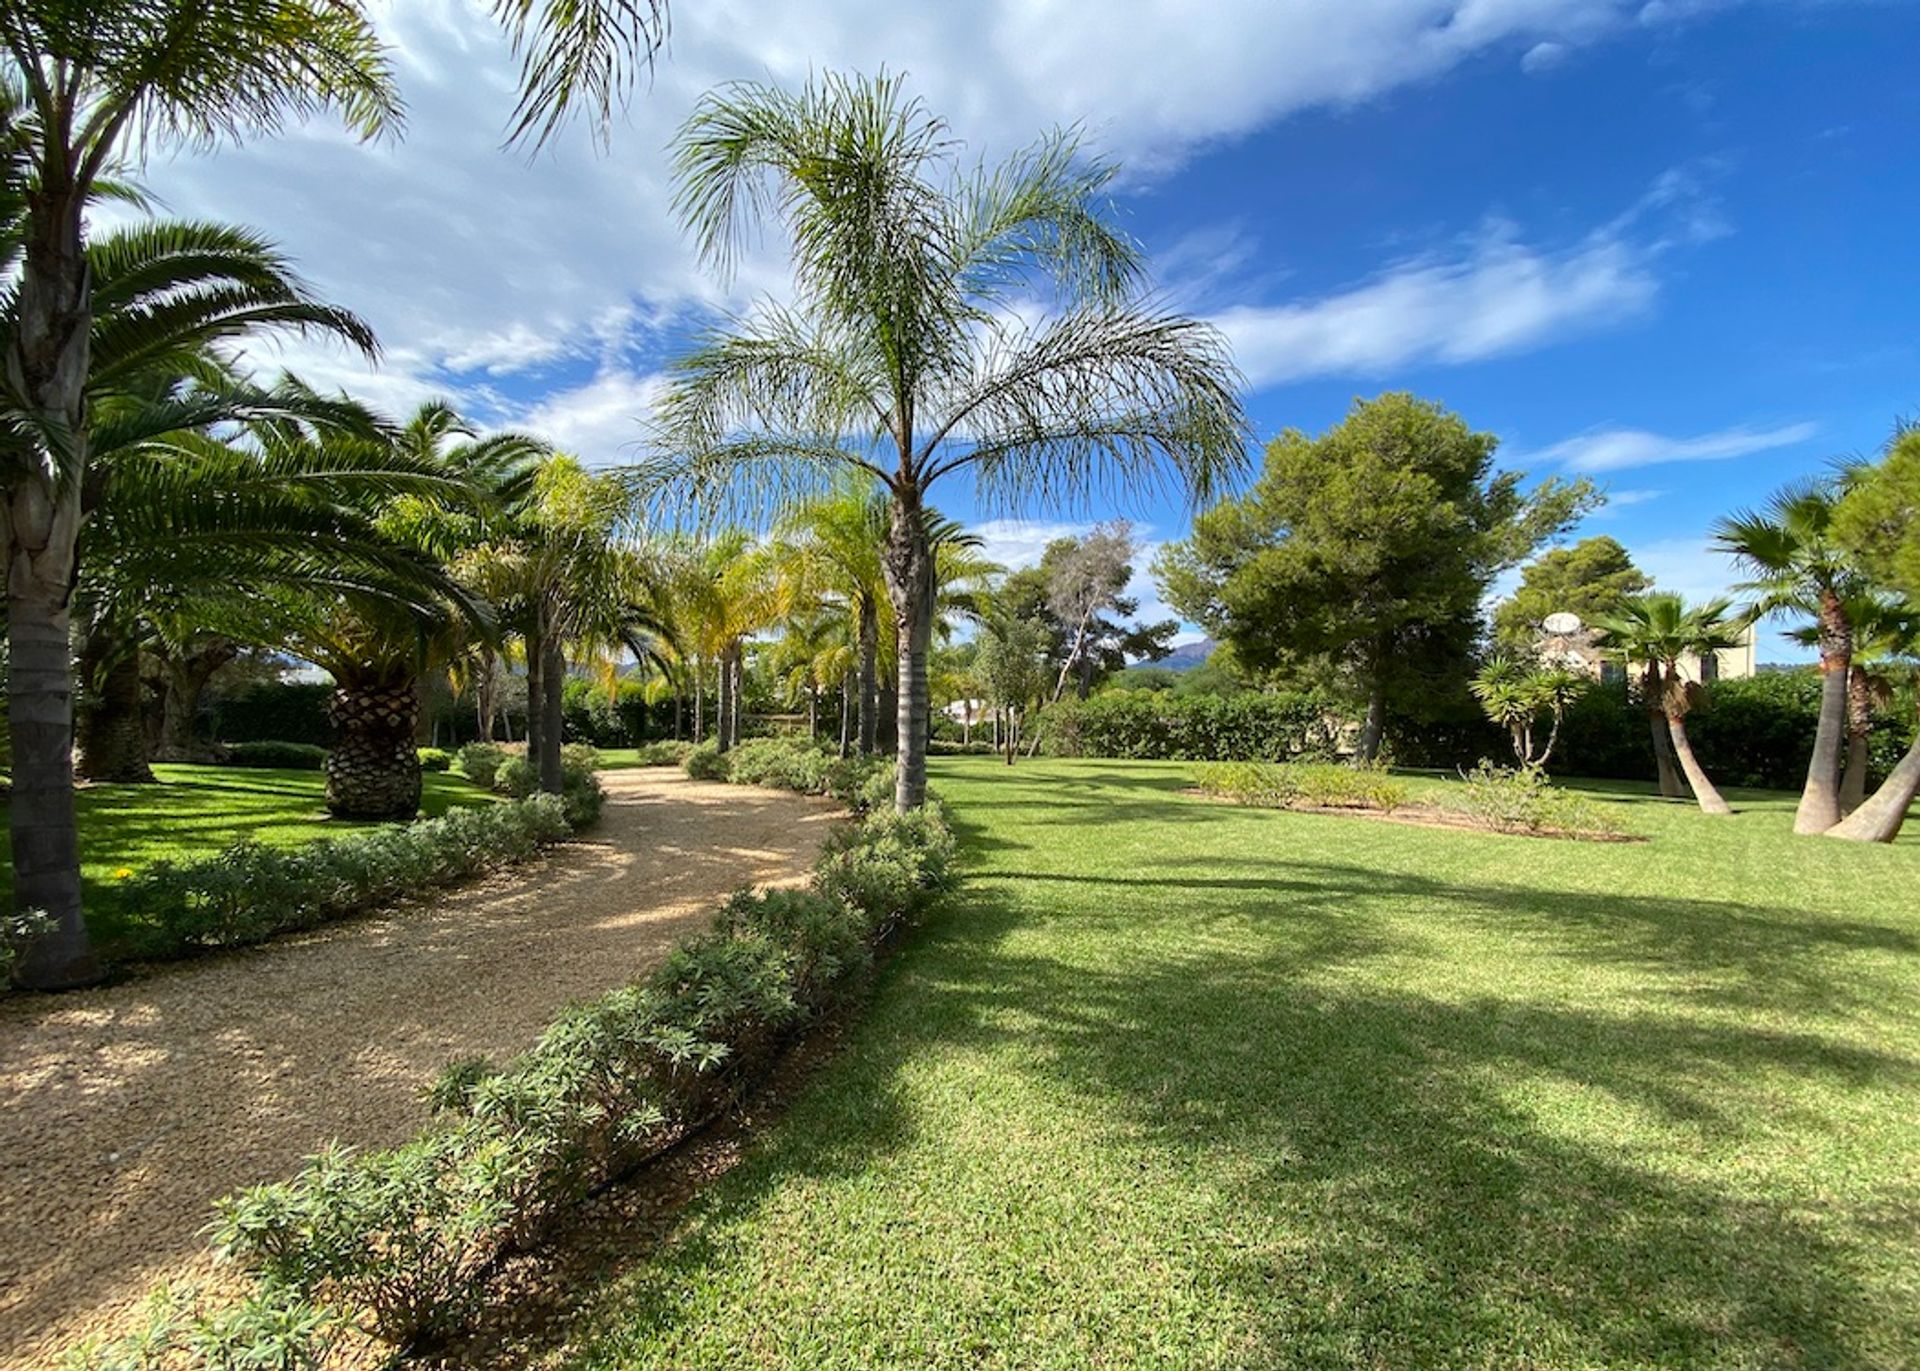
top-left (632, 739), bottom-right (694, 767)
top-left (57, 1282), bottom-right (339, 1370)
top-left (417, 747), bottom-right (453, 772)
top-left (456, 742), bottom-right (508, 788)
top-left (223, 741), bottom-right (327, 770)
top-left (194, 793), bottom-right (957, 1359)
top-left (495, 746), bottom-right (603, 828)
top-left (117, 797), bottom-right (572, 961)
top-left (683, 742), bottom-right (731, 782)
top-left (1193, 760), bottom-right (1407, 811)
top-left (1449, 762), bottom-right (1623, 838)
top-left (1042, 689), bottom-right (1342, 761)
top-left (212, 681), bottom-right (332, 747)
top-left (1, 910), bottom-right (53, 989)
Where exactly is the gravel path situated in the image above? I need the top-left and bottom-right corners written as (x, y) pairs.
top-left (0, 770), bottom-right (837, 1367)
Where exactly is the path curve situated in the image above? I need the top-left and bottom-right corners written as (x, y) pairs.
top-left (0, 770), bottom-right (838, 1367)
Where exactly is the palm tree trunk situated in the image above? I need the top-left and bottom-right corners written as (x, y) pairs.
top-left (1649, 706), bottom-right (1686, 797)
top-left (77, 647), bottom-right (156, 784)
top-left (539, 637), bottom-right (565, 793)
top-left (1795, 593), bottom-right (1850, 834)
top-left (807, 682), bottom-right (818, 740)
top-left (1666, 712), bottom-right (1733, 816)
top-left (526, 616), bottom-right (546, 767)
top-left (1839, 666), bottom-right (1873, 815)
top-left (325, 678), bottom-right (422, 819)
top-left (1005, 704), bottom-right (1017, 766)
top-left (883, 494), bottom-right (933, 811)
top-left (692, 655), bottom-right (705, 744)
top-left (716, 647), bottom-right (734, 754)
top-left (5, 182), bottom-right (97, 990)
top-left (857, 597), bottom-right (878, 755)
top-left (157, 637), bottom-right (237, 761)
top-left (838, 670), bottom-right (852, 758)
top-left (730, 646), bottom-right (744, 746)
top-left (1825, 730), bottom-right (1918, 843)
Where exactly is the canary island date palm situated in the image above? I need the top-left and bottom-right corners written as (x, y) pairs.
top-left (1593, 593), bottom-right (1746, 816)
top-left (1715, 476), bottom-right (1868, 834)
top-left (648, 72), bottom-right (1247, 809)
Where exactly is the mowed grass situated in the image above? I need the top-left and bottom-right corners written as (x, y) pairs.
top-left (566, 757), bottom-right (1920, 1369)
top-left (0, 764), bottom-right (496, 954)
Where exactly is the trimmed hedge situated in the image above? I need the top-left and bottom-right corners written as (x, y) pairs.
top-left (417, 747), bottom-right (453, 772)
top-left (223, 740), bottom-right (327, 770)
top-left (212, 681), bottom-right (333, 747)
top-left (1040, 689), bottom-right (1341, 761)
top-left (71, 778), bottom-right (957, 1365)
top-left (116, 796), bottom-right (573, 962)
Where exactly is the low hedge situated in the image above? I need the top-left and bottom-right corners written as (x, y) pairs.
top-left (497, 743), bottom-right (605, 827)
top-left (115, 796), bottom-right (575, 962)
top-left (1194, 760), bottom-right (1409, 811)
top-left (222, 740), bottom-right (328, 770)
top-left (631, 739), bottom-right (695, 767)
top-left (1040, 689), bottom-right (1342, 761)
top-left (417, 747), bottom-right (453, 772)
top-left (71, 777), bottom-right (958, 1365)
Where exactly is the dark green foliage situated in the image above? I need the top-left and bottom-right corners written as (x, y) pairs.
top-left (1493, 536), bottom-right (1652, 650)
top-left (224, 741), bottom-right (328, 770)
top-left (1040, 689), bottom-right (1341, 761)
top-left (212, 681), bottom-right (333, 747)
top-left (416, 747), bottom-right (453, 772)
top-left (1551, 672), bottom-right (1910, 790)
top-left (497, 745), bottom-right (604, 827)
top-left (455, 742), bottom-right (508, 789)
top-left (562, 677), bottom-right (652, 747)
top-left (684, 742), bottom-right (732, 782)
top-left (116, 797), bottom-right (573, 961)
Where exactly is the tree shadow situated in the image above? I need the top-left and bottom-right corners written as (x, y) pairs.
top-left (556, 846), bottom-right (1920, 1367)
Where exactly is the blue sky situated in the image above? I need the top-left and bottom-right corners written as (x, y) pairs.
top-left (120, 0), bottom-right (1920, 659)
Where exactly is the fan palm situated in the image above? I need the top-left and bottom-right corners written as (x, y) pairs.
top-left (1592, 593), bottom-right (1746, 816)
top-left (646, 71), bottom-right (1246, 810)
top-left (1788, 594), bottom-right (1920, 815)
top-left (1715, 476), bottom-right (1868, 834)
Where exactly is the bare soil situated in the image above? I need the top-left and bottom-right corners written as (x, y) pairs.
top-left (0, 770), bottom-right (837, 1368)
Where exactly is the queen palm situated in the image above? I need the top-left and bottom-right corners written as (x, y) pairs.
top-left (1715, 477), bottom-right (1866, 834)
top-left (1593, 593), bottom-right (1746, 816)
top-left (774, 486), bottom-right (890, 753)
top-left (649, 72), bottom-right (1246, 810)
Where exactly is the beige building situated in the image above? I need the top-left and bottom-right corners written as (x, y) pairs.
top-left (1535, 616), bottom-right (1757, 685)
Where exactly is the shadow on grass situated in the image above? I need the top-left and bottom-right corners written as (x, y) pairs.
top-left (558, 824), bottom-right (1918, 1366)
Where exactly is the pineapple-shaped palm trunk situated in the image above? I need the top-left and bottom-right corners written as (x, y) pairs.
top-left (326, 677), bottom-right (421, 819)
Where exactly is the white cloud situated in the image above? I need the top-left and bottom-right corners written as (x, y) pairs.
top-left (970, 518), bottom-right (1094, 574)
top-left (119, 0), bottom-right (1774, 417)
top-left (1533, 420), bottom-right (1817, 472)
top-left (1521, 39), bottom-right (1572, 72)
top-left (514, 369), bottom-right (669, 467)
top-left (1211, 215), bottom-right (1660, 387)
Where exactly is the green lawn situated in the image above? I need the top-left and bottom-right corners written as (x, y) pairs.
top-left (566, 757), bottom-right (1920, 1369)
top-left (0, 765), bottom-right (496, 954)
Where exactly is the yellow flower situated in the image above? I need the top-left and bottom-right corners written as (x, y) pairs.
top-left (112, 867), bottom-right (134, 880)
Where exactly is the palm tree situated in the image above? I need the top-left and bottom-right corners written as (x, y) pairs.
top-left (648, 72), bottom-right (1246, 810)
top-left (1593, 593), bottom-right (1746, 816)
top-left (1715, 477), bottom-right (1866, 833)
top-left (1789, 595), bottom-right (1919, 815)
top-left (774, 485), bottom-right (890, 753)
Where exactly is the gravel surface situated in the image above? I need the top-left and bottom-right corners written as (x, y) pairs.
top-left (0, 770), bottom-right (837, 1367)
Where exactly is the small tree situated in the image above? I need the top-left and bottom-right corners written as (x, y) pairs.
top-left (976, 614), bottom-right (1051, 765)
top-left (1470, 657), bottom-right (1585, 768)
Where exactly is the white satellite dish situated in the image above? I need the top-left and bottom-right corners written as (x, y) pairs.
top-left (1542, 611), bottom-right (1583, 634)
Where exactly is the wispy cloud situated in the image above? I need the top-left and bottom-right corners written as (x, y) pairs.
top-left (1534, 420), bottom-right (1817, 472)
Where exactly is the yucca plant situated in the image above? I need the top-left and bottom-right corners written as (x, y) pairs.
top-left (1469, 655), bottom-right (1587, 768)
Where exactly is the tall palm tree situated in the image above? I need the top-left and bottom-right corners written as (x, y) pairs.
top-left (1715, 477), bottom-right (1866, 834)
top-left (648, 72), bottom-right (1246, 810)
top-left (1593, 593), bottom-right (1746, 816)
top-left (1, 0), bottom-right (674, 987)
top-left (1789, 594), bottom-right (1919, 815)
top-left (774, 485), bottom-right (890, 753)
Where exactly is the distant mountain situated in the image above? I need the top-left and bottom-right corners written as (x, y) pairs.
top-left (1150, 638), bottom-right (1215, 672)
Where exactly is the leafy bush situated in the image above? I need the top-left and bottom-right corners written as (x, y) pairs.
top-left (58, 1282), bottom-right (340, 1370)
top-left (725, 737), bottom-right (829, 792)
top-left (203, 796), bottom-right (957, 1356)
top-left (683, 741), bottom-right (732, 782)
top-left (223, 740), bottom-right (328, 770)
top-left (496, 745), bottom-right (603, 828)
top-left (456, 742), bottom-right (508, 789)
top-left (1, 910), bottom-right (52, 988)
top-left (631, 740), bottom-right (694, 767)
top-left (1042, 689), bottom-right (1342, 761)
top-left (1448, 762), bottom-right (1623, 838)
top-left (117, 797), bottom-right (572, 961)
top-left (1193, 760), bottom-right (1408, 811)
top-left (417, 747), bottom-right (453, 772)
